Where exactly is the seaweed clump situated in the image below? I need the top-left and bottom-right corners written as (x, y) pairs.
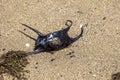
top-left (112, 72), bottom-right (120, 80)
top-left (0, 51), bottom-right (29, 80)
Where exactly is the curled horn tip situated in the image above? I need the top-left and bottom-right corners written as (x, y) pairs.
top-left (65, 20), bottom-right (73, 27)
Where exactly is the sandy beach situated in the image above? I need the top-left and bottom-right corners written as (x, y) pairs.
top-left (0, 0), bottom-right (120, 80)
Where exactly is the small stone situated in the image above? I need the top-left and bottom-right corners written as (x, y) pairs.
top-left (24, 28), bottom-right (26, 31)
top-left (35, 67), bottom-right (38, 69)
top-left (51, 59), bottom-right (55, 61)
top-left (77, 11), bottom-right (83, 14)
top-left (67, 51), bottom-right (74, 55)
top-left (36, 62), bottom-right (38, 65)
top-left (103, 17), bottom-right (106, 20)
top-left (60, 75), bottom-right (63, 77)
top-left (70, 55), bottom-right (75, 58)
top-left (2, 48), bottom-right (6, 51)
top-left (89, 71), bottom-right (92, 74)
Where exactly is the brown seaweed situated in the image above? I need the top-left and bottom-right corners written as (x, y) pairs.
top-left (112, 72), bottom-right (120, 80)
top-left (0, 51), bottom-right (29, 80)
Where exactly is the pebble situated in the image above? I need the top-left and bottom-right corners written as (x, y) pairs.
top-left (25, 43), bottom-right (30, 47)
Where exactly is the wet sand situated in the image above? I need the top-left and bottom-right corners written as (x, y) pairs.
top-left (0, 0), bottom-right (120, 80)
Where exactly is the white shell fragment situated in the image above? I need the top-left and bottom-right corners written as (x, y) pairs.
top-left (92, 74), bottom-right (96, 77)
top-left (25, 43), bottom-right (30, 47)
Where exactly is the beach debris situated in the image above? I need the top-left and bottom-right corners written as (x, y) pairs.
top-left (112, 72), bottom-right (120, 80)
top-left (19, 20), bottom-right (85, 55)
top-left (25, 43), bottom-right (30, 48)
top-left (0, 51), bottom-right (29, 80)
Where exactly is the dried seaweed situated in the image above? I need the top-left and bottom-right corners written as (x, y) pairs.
top-left (0, 51), bottom-right (29, 80)
top-left (112, 72), bottom-right (120, 80)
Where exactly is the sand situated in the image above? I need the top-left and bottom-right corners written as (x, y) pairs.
top-left (0, 0), bottom-right (120, 80)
